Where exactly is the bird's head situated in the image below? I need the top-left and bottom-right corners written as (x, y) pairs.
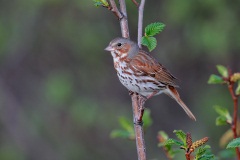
top-left (105, 37), bottom-right (139, 59)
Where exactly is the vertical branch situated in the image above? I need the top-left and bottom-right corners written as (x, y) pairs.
top-left (118, 0), bottom-right (146, 159)
top-left (228, 82), bottom-right (240, 159)
top-left (119, 0), bottom-right (130, 38)
top-left (107, 0), bottom-right (146, 159)
top-left (108, 0), bottom-right (123, 19)
top-left (131, 94), bottom-right (147, 160)
top-left (137, 0), bottom-right (145, 48)
top-left (227, 68), bottom-right (240, 159)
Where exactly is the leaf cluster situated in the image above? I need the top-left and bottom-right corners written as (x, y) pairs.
top-left (158, 130), bottom-right (214, 160)
top-left (93, 0), bottom-right (109, 7)
top-left (141, 22), bottom-right (165, 52)
top-left (208, 65), bottom-right (240, 95)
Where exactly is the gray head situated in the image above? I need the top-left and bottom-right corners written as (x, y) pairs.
top-left (105, 37), bottom-right (139, 59)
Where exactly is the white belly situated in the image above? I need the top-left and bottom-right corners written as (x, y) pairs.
top-left (116, 67), bottom-right (163, 97)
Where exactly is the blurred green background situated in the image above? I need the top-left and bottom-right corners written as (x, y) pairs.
top-left (0, 0), bottom-right (239, 159)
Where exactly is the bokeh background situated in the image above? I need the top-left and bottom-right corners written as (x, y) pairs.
top-left (0, 0), bottom-right (239, 159)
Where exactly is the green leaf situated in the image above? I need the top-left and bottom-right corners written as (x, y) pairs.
top-left (141, 36), bottom-right (157, 52)
top-left (93, 0), bottom-right (103, 7)
top-left (159, 138), bottom-right (184, 147)
top-left (145, 22), bottom-right (165, 36)
top-left (197, 154), bottom-right (215, 160)
top-left (173, 130), bottom-right (186, 144)
top-left (195, 145), bottom-right (215, 160)
top-left (216, 116), bottom-right (227, 126)
top-left (214, 106), bottom-right (232, 124)
top-left (216, 65), bottom-right (228, 78)
top-left (118, 117), bottom-right (134, 133)
top-left (208, 74), bottom-right (224, 84)
top-left (214, 105), bottom-right (229, 117)
top-left (142, 109), bottom-right (153, 130)
top-left (236, 81), bottom-right (240, 95)
top-left (226, 138), bottom-right (240, 149)
top-left (100, 0), bottom-right (109, 6)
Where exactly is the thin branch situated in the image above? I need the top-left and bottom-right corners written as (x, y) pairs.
top-left (131, 0), bottom-right (139, 7)
top-left (108, 0), bottom-right (123, 19)
top-left (131, 93), bottom-right (147, 160)
top-left (104, 1), bottom-right (146, 159)
top-left (119, 0), bottom-right (130, 38)
top-left (228, 82), bottom-right (240, 159)
top-left (137, 0), bottom-right (145, 48)
top-left (227, 68), bottom-right (240, 159)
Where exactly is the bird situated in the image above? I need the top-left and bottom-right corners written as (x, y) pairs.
top-left (105, 37), bottom-right (196, 121)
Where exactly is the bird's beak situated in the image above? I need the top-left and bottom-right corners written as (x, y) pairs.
top-left (104, 45), bottom-right (114, 52)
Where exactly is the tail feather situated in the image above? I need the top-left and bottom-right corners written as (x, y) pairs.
top-left (165, 86), bottom-right (196, 121)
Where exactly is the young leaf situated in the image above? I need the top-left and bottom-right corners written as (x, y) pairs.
top-left (197, 154), bottom-right (215, 160)
top-left (230, 73), bottom-right (240, 82)
top-left (195, 146), bottom-right (207, 159)
top-left (216, 65), bottom-right (228, 78)
top-left (145, 22), bottom-right (165, 37)
top-left (216, 116), bottom-right (227, 126)
top-left (159, 138), bottom-right (184, 147)
top-left (236, 81), bottom-right (240, 95)
top-left (226, 138), bottom-right (240, 149)
top-left (93, 0), bottom-right (109, 7)
top-left (214, 106), bottom-right (232, 124)
top-left (195, 145), bottom-right (214, 160)
top-left (141, 36), bottom-right (157, 52)
top-left (208, 74), bottom-right (224, 84)
top-left (173, 130), bottom-right (186, 144)
top-left (214, 105), bottom-right (229, 117)
top-left (101, 0), bottom-right (109, 6)
top-left (93, 0), bottom-right (103, 6)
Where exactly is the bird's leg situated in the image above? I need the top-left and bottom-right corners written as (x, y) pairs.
top-left (146, 91), bottom-right (158, 99)
top-left (135, 91), bottom-right (158, 124)
top-left (136, 95), bottom-right (147, 125)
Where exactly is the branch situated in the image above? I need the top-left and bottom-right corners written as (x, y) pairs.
top-left (131, 93), bottom-right (147, 160)
top-left (227, 68), bottom-right (240, 159)
top-left (104, 1), bottom-right (146, 159)
top-left (119, 0), bottom-right (130, 38)
top-left (108, 0), bottom-right (123, 19)
top-left (131, 0), bottom-right (139, 7)
top-left (228, 82), bottom-right (240, 159)
top-left (137, 0), bottom-right (145, 48)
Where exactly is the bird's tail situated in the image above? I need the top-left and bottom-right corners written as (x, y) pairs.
top-left (165, 86), bottom-right (196, 121)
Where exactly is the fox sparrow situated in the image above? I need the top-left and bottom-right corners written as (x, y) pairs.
top-left (105, 37), bottom-right (196, 121)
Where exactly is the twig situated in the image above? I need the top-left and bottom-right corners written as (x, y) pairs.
top-left (137, 0), bottom-right (145, 48)
top-left (227, 69), bottom-right (240, 159)
top-left (108, 0), bottom-right (123, 19)
top-left (131, 0), bottom-right (139, 7)
top-left (228, 84), bottom-right (240, 159)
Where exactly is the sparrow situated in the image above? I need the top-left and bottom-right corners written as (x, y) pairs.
top-left (105, 37), bottom-right (196, 121)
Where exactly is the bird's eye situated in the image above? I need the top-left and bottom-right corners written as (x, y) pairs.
top-left (117, 43), bottom-right (122, 47)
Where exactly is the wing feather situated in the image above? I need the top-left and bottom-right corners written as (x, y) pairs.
top-left (129, 50), bottom-right (177, 87)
